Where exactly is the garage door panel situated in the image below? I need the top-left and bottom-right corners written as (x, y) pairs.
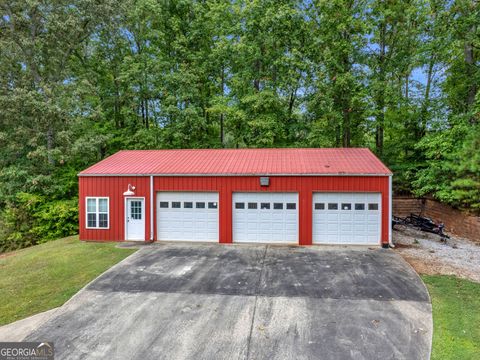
top-left (327, 223), bottom-right (338, 231)
top-left (233, 192), bottom-right (298, 243)
top-left (327, 214), bottom-right (339, 221)
top-left (157, 192), bottom-right (219, 242)
top-left (340, 226), bottom-right (353, 233)
top-left (354, 224), bottom-right (365, 232)
top-left (313, 192), bottom-right (381, 245)
top-left (353, 214), bottom-right (366, 221)
top-left (285, 223), bottom-right (297, 231)
top-left (258, 213), bottom-right (272, 221)
top-left (340, 235), bottom-right (353, 242)
top-left (271, 221), bottom-right (284, 229)
top-left (340, 213), bottom-right (353, 221)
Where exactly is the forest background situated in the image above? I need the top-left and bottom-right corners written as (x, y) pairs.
top-left (0, 0), bottom-right (478, 250)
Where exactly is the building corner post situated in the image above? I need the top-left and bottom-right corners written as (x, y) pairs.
top-left (388, 175), bottom-right (393, 247)
top-left (150, 175), bottom-right (154, 241)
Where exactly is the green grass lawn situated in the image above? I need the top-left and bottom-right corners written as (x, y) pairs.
top-left (0, 236), bottom-right (136, 326)
top-left (422, 275), bottom-right (480, 360)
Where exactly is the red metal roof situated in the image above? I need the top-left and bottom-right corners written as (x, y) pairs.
top-left (79, 148), bottom-right (392, 176)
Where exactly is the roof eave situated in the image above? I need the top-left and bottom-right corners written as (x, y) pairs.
top-left (78, 172), bottom-right (393, 177)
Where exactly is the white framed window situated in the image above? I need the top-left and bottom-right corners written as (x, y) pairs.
top-left (86, 197), bottom-right (109, 229)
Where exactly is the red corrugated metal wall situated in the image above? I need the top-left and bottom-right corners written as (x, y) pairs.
top-left (79, 176), bottom-right (390, 245)
top-left (79, 176), bottom-right (151, 241)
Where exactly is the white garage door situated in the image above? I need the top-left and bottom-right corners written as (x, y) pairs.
top-left (233, 192), bottom-right (298, 243)
top-left (312, 193), bottom-right (381, 245)
top-left (157, 192), bottom-right (219, 242)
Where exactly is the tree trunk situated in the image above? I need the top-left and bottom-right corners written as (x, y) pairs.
top-left (145, 98), bottom-right (149, 129)
top-left (220, 65), bottom-right (225, 146)
top-left (343, 107), bottom-right (351, 147)
top-left (405, 73), bottom-right (409, 100)
top-left (253, 46), bottom-right (263, 91)
top-left (375, 23), bottom-right (386, 157)
top-left (335, 123), bottom-right (341, 147)
top-left (464, 29), bottom-right (477, 123)
top-left (114, 78), bottom-right (120, 128)
top-left (220, 113), bottom-right (224, 146)
top-left (288, 86), bottom-right (297, 123)
top-left (140, 99), bottom-right (145, 126)
top-left (420, 56), bottom-right (435, 136)
top-left (46, 126), bottom-right (55, 165)
top-left (254, 59), bottom-right (261, 91)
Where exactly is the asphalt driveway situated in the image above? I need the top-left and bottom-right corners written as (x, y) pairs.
top-left (25, 244), bottom-right (432, 360)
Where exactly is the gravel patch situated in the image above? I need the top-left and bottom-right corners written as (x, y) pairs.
top-left (393, 225), bottom-right (480, 283)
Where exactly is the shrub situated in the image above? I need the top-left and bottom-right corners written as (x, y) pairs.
top-left (0, 193), bottom-right (78, 252)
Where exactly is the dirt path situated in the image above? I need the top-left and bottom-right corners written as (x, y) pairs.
top-left (393, 225), bottom-right (480, 283)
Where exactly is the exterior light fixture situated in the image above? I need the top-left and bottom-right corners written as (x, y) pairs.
top-left (260, 177), bottom-right (270, 186)
top-left (123, 184), bottom-right (136, 196)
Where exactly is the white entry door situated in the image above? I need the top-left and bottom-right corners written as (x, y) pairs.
top-left (232, 192), bottom-right (298, 243)
top-left (312, 192), bottom-right (381, 245)
top-left (126, 198), bottom-right (145, 241)
top-left (157, 192), bottom-right (219, 242)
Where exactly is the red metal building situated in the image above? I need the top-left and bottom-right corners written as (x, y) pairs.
top-left (79, 148), bottom-right (393, 246)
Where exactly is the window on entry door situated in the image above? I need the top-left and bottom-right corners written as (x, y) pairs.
top-left (130, 200), bottom-right (142, 219)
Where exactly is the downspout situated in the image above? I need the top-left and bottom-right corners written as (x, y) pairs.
top-left (388, 174), bottom-right (394, 248)
top-left (150, 175), bottom-right (154, 242)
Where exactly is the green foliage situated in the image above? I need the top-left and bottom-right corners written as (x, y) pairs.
top-left (0, 194), bottom-right (78, 252)
top-left (414, 119), bottom-right (480, 211)
top-left (30, 198), bottom-right (79, 242)
top-left (0, 0), bottom-right (479, 250)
